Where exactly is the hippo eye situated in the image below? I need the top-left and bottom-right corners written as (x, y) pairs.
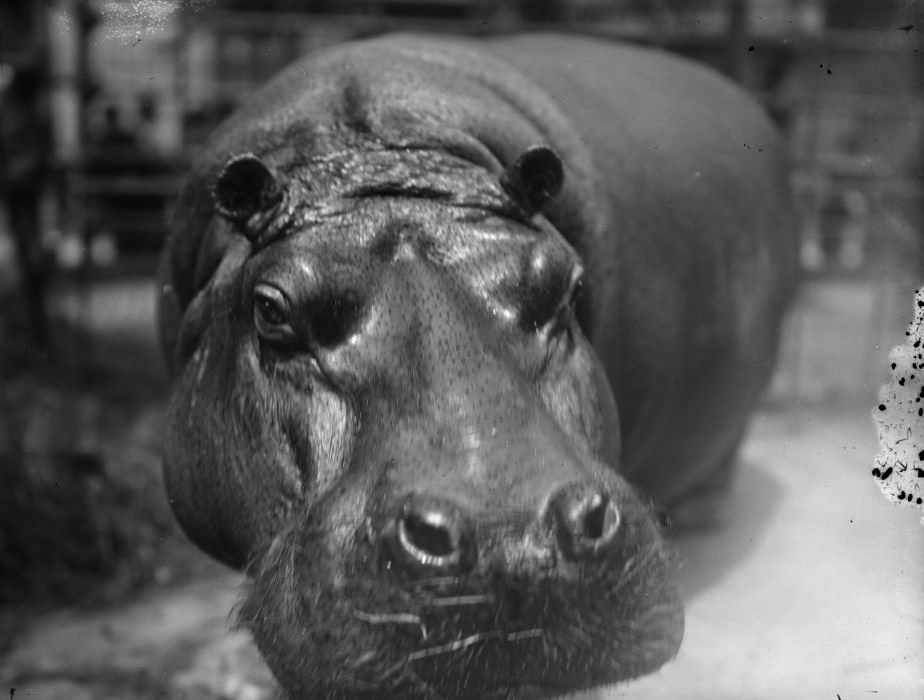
top-left (253, 283), bottom-right (296, 342)
top-left (555, 266), bottom-right (585, 329)
top-left (545, 266), bottom-right (585, 351)
top-left (565, 266), bottom-right (585, 311)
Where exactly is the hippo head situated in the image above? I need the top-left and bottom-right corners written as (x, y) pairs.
top-left (159, 142), bottom-right (682, 699)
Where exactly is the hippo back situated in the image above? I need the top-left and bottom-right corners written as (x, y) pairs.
top-left (485, 35), bottom-right (798, 507)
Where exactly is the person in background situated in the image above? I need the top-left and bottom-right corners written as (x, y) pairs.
top-left (136, 91), bottom-right (169, 158)
top-left (85, 104), bottom-right (141, 176)
top-left (0, 58), bottom-right (53, 346)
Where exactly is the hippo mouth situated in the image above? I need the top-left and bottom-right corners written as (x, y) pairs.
top-left (238, 491), bottom-right (683, 700)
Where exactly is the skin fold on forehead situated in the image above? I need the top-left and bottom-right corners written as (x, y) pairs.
top-left (161, 137), bottom-right (581, 375)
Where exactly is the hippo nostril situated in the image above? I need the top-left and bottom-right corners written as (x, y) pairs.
top-left (582, 492), bottom-right (617, 540)
top-left (388, 494), bottom-right (477, 575)
top-left (549, 483), bottom-right (621, 561)
top-left (400, 511), bottom-right (455, 558)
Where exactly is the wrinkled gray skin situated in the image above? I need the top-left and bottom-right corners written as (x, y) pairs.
top-left (158, 34), bottom-right (797, 700)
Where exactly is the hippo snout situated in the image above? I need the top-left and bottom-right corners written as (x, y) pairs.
top-left (383, 482), bottom-right (622, 579)
top-left (240, 467), bottom-right (681, 700)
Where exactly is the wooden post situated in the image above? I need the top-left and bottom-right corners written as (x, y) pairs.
top-left (725, 0), bottom-right (749, 83)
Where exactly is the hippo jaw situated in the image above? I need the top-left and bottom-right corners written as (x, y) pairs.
top-left (162, 151), bottom-right (683, 699)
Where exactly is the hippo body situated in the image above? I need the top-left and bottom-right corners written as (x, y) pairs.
top-left (159, 33), bottom-right (797, 700)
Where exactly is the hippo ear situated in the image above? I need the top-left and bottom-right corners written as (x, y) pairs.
top-left (501, 145), bottom-right (564, 217)
top-left (212, 154), bottom-right (283, 229)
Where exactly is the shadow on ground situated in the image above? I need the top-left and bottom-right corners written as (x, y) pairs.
top-left (672, 457), bottom-right (785, 601)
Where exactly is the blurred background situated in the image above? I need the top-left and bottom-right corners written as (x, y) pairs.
top-left (1, 1), bottom-right (922, 698)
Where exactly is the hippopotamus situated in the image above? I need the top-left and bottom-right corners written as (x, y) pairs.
top-left (157, 33), bottom-right (797, 699)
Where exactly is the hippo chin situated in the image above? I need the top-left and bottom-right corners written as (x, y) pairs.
top-left (158, 33), bottom-right (797, 700)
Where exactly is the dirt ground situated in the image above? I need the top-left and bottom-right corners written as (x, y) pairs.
top-left (1, 273), bottom-right (921, 699)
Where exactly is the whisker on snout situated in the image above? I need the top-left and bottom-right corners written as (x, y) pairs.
top-left (405, 627), bottom-right (544, 664)
top-left (358, 625), bottom-right (545, 696)
top-left (426, 594), bottom-right (496, 607)
top-left (621, 543), bottom-right (660, 581)
top-left (353, 608), bottom-right (429, 640)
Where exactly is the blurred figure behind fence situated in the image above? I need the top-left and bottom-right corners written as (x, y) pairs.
top-left (0, 58), bottom-right (53, 346)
